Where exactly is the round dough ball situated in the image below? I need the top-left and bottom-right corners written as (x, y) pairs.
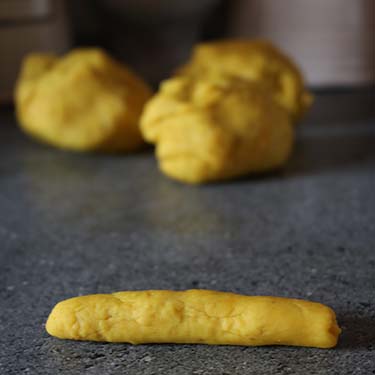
top-left (177, 39), bottom-right (312, 122)
top-left (140, 76), bottom-right (294, 184)
top-left (15, 49), bottom-right (152, 152)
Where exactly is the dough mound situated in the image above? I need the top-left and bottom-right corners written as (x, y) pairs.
top-left (15, 48), bottom-right (152, 152)
top-left (177, 39), bottom-right (312, 122)
top-left (140, 76), bottom-right (294, 184)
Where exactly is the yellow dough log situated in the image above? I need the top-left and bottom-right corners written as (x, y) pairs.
top-left (46, 290), bottom-right (340, 348)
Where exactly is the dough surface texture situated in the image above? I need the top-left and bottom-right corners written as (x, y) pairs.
top-left (46, 289), bottom-right (340, 348)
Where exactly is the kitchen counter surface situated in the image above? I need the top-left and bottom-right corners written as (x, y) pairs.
top-left (1, 92), bottom-right (374, 374)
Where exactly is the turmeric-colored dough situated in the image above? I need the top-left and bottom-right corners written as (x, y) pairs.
top-left (46, 290), bottom-right (341, 348)
top-left (177, 39), bottom-right (313, 122)
top-left (140, 76), bottom-right (294, 184)
top-left (15, 49), bottom-right (152, 152)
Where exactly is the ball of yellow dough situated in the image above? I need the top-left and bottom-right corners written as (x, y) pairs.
top-left (177, 39), bottom-right (313, 122)
top-left (140, 76), bottom-right (294, 184)
top-left (15, 49), bottom-right (153, 152)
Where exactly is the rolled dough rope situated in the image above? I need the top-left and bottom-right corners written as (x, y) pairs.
top-left (46, 290), bottom-right (341, 348)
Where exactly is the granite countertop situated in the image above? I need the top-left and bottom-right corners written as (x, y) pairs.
top-left (1, 92), bottom-right (374, 374)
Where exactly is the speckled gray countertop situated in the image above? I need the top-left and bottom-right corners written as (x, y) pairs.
top-left (1, 92), bottom-right (375, 374)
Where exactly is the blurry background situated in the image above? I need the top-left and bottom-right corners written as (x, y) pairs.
top-left (0, 0), bottom-right (374, 101)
